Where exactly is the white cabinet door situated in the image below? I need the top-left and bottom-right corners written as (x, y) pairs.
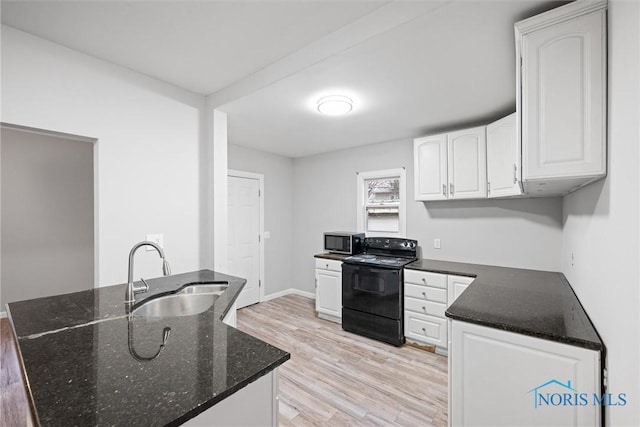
top-left (487, 113), bottom-right (522, 198)
top-left (447, 275), bottom-right (474, 307)
top-left (222, 302), bottom-right (237, 328)
top-left (450, 321), bottom-right (600, 427)
top-left (405, 311), bottom-right (447, 348)
top-left (414, 134), bottom-right (448, 201)
top-left (186, 369), bottom-right (278, 426)
top-left (518, 6), bottom-right (606, 184)
top-left (315, 269), bottom-right (342, 320)
top-left (447, 126), bottom-right (487, 200)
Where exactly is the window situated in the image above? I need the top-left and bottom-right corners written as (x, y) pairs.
top-left (356, 168), bottom-right (406, 237)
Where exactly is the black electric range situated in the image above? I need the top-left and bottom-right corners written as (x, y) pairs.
top-left (342, 237), bottom-right (417, 346)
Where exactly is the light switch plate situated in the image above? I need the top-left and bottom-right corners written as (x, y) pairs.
top-left (146, 234), bottom-right (164, 251)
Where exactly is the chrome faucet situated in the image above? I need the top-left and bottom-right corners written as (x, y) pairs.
top-left (125, 241), bottom-right (172, 305)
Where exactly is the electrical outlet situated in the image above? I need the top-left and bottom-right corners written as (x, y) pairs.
top-left (434, 238), bottom-right (441, 249)
top-left (146, 234), bottom-right (164, 251)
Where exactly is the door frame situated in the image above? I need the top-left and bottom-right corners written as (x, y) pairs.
top-left (227, 169), bottom-right (265, 304)
top-left (0, 122), bottom-right (99, 289)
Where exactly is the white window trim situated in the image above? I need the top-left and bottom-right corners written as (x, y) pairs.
top-left (356, 168), bottom-right (406, 237)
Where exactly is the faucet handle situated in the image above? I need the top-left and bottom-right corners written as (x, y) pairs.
top-left (162, 260), bottom-right (172, 276)
top-left (138, 277), bottom-right (150, 293)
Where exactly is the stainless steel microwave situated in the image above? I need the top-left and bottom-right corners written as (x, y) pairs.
top-left (324, 232), bottom-right (365, 255)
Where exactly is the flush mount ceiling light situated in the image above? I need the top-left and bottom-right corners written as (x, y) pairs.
top-left (317, 95), bottom-right (353, 116)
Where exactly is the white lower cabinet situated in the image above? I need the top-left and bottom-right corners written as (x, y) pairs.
top-left (405, 311), bottom-right (448, 348)
top-left (185, 368), bottom-right (279, 426)
top-left (404, 270), bottom-right (474, 353)
top-left (222, 302), bottom-right (237, 327)
top-left (449, 321), bottom-right (601, 427)
top-left (314, 258), bottom-right (342, 323)
top-left (447, 275), bottom-right (474, 305)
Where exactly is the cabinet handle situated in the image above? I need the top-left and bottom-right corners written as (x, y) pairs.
top-left (422, 306), bottom-right (426, 311)
top-left (487, 181), bottom-right (491, 193)
top-left (421, 327), bottom-right (426, 332)
top-left (442, 184), bottom-right (446, 196)
top-left (513, 164), bottom-right (518, 184)
top-left (326, 264), bottom-right (329, 269)
top-left (450, 183), bottom-right (454, 196)
top-left (421, 278), bottom-right (426, 283)
top-left (422, 291), bottom-right (426, 297)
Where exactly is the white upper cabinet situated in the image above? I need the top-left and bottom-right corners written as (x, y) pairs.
top-left (516, 0), bottom-right (607, 196)
top-left (487, 113), bottom-right (522, 198)
top-left (414, 134), bottom-right (448, 201)
top-left (414, 127), bottom-right (486, 201)
top-left (447, 126), bottom-right (487, 200)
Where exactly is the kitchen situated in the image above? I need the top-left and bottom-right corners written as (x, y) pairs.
top-left (1, 0), bottom-right (639, 426)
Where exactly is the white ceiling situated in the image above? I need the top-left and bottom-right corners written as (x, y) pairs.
top-left (1, 0), bottom-right (563, 158)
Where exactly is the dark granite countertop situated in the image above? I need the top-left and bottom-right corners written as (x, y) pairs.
top-left (406, 259), bottom-right (603, 352)
top-left (7, 270), bottom-right (290, 426)
top-left (314, 252), bottom-right (350, 261)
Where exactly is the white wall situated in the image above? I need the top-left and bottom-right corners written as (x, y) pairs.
top-left (292, 137), bottom-right (563, 294)
top-left (561, 1), bottom-right (640, 424)
top-left (1, 128), bottom-right (94, 307)
top-left (1, 26), bottom-right (206, 287)
top-left (228, 144), bottom-right (294, 296)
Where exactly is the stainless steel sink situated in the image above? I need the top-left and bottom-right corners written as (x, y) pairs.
top-left (132, 283), bottom-right (228, 317)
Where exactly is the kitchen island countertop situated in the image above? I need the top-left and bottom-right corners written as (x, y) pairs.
top-left (7, 269), bottom-right (290, 426)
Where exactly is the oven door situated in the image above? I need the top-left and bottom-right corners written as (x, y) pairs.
top-left (342, 263), bottom-right (402, 320)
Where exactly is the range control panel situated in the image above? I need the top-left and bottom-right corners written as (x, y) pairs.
top-left (364, 237), bottom-right (417, 254)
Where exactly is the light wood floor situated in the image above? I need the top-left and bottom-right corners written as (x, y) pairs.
top-left (236, 295), bottom-right (448, 427)
top-left (1, 318), bottom-right (31, 427)
top-left (0, 295), bottom-right (448, 426)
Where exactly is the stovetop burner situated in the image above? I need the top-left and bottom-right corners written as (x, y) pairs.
top-left (344, 254), bottom-right (416, 268)
top-left (344, 237), bottom-right (418, 269)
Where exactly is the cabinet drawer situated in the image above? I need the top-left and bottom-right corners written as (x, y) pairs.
top-left (405, 296), bottom-right (446, 318)
top-left (404, 311), bottom-right (447, 348)
top-left (404, 283), bottom-right (446, 304)
top-left (315, 258), bottom-right (342, 272)
top-left (404, 269), bottom-right (447, 289)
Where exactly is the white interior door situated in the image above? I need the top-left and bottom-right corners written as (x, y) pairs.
top-left (227, 174), bottom-right (261, 308)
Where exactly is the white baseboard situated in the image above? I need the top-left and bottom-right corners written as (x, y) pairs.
top-left (0, 311), bottom-right (7, 319)
top-left (263, 288), bottom-right (315, 302)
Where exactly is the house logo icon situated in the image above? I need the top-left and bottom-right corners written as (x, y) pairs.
top-left (528, 379), bottom-right (576, 409)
